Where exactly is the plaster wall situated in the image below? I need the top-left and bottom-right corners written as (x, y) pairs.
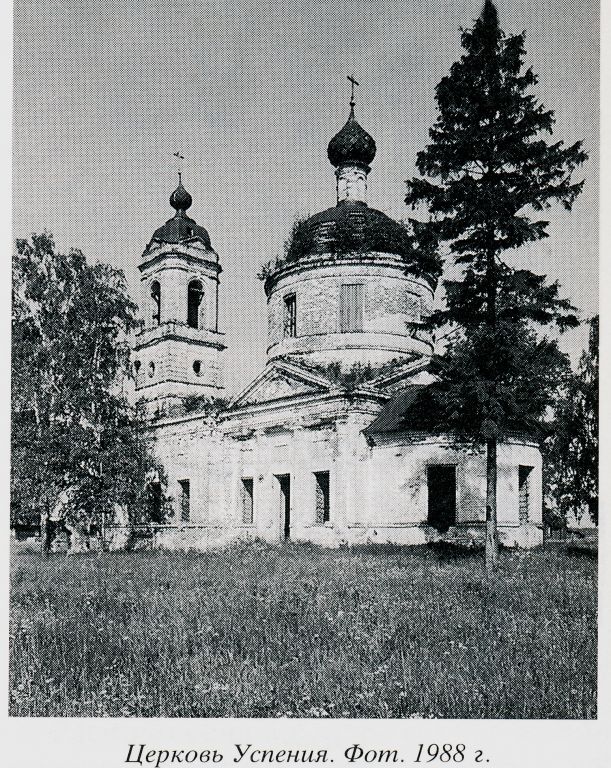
top-left (140, 403), bottom-right (542, 551)
top-left (362, 437), bottom-right (542, 547)
top-left (134, 334), bottom-right (223, 392)
top-left (149, 418), bottom-right (223, 525)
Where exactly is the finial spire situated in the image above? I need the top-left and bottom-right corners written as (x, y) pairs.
top-left (347, 75), bottom-right (359, 115)
top-left (173, 151), bottom-right (185, 184)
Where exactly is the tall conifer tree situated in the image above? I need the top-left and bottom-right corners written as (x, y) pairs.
top-left (405, 1), bottom-right (587, 569)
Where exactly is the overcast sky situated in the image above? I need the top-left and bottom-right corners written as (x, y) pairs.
top-left (13, 0), bottom-right (599, 395)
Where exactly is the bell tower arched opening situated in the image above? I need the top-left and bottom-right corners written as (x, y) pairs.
top-left (150, 280), bottom-right (161, 326)
top-left (187, 279), bottom-right (204, 329)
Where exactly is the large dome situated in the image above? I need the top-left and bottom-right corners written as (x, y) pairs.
top-left (285, 200), bottom-right (415, 263)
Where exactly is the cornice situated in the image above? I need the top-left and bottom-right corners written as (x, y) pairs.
top-left (263, 252), bottom-right (436, 295)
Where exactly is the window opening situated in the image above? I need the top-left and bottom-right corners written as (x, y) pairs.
top-left (275, 474), bottom-right (291, 539)
top-left (241, 478), bottom-right (254, 525)
top-left (283, 293), bottom-right (297, 338)
top-left (148, 482), bottom-right (163, 523)
top-left (518, 466), bottom-right (533, 524)
top-left (340, 283), bottom-right (364, 332)
top-left (427, 465), bottom-right (457, 532)
top-left (314, 471), bottom-right (331, 524)
top-left (150, 281), bottom-right (161, 325)
top-left (187, 280), bottom-right (204, 329)
top-left (178, 479), bottom-right (190, 523)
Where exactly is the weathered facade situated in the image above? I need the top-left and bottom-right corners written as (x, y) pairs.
top-left (130, 104), bottom-right (543, 550)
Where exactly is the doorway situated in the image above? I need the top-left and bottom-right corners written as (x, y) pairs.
top-left (427, 465), bottom-right (457, 532)
top-left (275, 474), bottom-right (291, 540)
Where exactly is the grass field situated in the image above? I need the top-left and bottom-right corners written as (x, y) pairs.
top-left (9, 541), bottom-right (596, 718)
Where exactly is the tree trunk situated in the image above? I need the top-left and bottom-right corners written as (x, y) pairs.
top-left (40, 509), bottom-right (51, 556)
top-left (485, 437), bottom-right (499, 572)
top-left (484, 230), bottom-right (499, 572)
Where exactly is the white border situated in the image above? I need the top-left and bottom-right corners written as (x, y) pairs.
top-left (2, 0), bottom-right (607, 765)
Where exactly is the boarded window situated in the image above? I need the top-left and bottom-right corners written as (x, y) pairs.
top-left (340, 284), bottom-right (364, 332)
top-left (314, 471), bottom-right (331, 524)
top-left (149, 482), bottom-right (163, 523)
top-left (518, 466), bottom-right (533, 524)
top-left (187, 280), bottom-right (204, 329)
top-left (283, 293), bottom-right (297, 337)
top-left (150, 281), bottom-right (161, 326)
top-left (427, 465), bottom-right (457, 532)
top-left (178, 479), bottom-right (190, 523)
top-left (241, 478), bottom-right (254, 524)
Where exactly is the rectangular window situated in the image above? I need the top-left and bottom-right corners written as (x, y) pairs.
top-left (427, 465), bottom-right (457, 532)
top-left (518, 466), bottom-right (533, 524)
top-left (283, 293), bottom-right (297, 338)
top-left (241, 478), bottom-right (254, 525)
top-left (178, 479), bottom-right (190, 523)
top-left (149, 482), bottom-right (163, 523)
top-left (340, 284), bottom-right (364, 332)
top-left (314, 471), bottom-right (331, 525)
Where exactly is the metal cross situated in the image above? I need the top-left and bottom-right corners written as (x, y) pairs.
top-left (173, 151), bottom-right (185, 183)
top-left (347, 75), bottom-right (359, 109)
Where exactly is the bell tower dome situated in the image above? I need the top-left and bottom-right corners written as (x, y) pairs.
top-left (133, 177), bottom-right (226, 416)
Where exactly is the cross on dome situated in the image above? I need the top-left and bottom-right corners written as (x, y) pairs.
top-left (348, 74), bottom-right (359, 113)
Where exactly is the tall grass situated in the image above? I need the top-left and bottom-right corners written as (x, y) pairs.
top-left (9, 542), bottom-right (596, 718)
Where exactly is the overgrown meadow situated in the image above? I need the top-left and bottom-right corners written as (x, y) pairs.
top-left (9, 542), bottom-right (596, 718)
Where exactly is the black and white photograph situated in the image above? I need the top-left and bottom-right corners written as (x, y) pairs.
top-left (7, 0), bottom-right (602, 761)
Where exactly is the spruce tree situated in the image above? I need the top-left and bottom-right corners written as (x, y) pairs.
top-left (405, 0), bottom-right (587, 569)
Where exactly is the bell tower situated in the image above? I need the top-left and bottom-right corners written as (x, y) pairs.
top-left (133, 177), bottom-right (225, 415)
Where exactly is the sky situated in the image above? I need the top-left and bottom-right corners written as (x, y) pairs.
top-left (13, 0), bottom-right (599, 395)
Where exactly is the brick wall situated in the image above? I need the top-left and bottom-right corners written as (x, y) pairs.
top-left (266, 256), bottom-right (434, 367)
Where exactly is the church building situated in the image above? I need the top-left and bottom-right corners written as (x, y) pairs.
top-left (130, 99), bottom-right (543, 550)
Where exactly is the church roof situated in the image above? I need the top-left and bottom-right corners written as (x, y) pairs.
top-left (327, 107), bottom-right (376, 168)
top-left (151, 212), bottom-right (212, 247)
top-left (149, 181), bottom-right (212, 248)
top-left (364, 383), bottom-right (546, 440)
top-left (364, 385), bottom-right (432, 435)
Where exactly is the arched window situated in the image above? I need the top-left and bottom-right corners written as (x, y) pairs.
top-left (150, 280), bottom-right (161, 326)
top-left (187, 279), bottom-right (204, 329)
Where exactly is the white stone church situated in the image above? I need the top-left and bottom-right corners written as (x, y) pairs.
top-left (130, 102), bottom-right (542, 550)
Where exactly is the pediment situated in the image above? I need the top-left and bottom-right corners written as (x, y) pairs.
top-left (230, 362), bottom-right (333, 408)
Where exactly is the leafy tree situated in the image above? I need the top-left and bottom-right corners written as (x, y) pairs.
top-left (12, 233), bottom-right (166, 552)
top-left (544, 316), bottom-right (598, 527)
top-left (405, 0), bottom-right (586, 569)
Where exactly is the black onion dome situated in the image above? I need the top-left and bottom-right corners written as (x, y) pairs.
top-left (327, 110), bottom-right (376, 168)
top-left (286, 200), bottom-right (413, 261)
top-left (150, 182), bottom-right (212, 247)
top-left (169, 182), bottom-right (193, 212)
